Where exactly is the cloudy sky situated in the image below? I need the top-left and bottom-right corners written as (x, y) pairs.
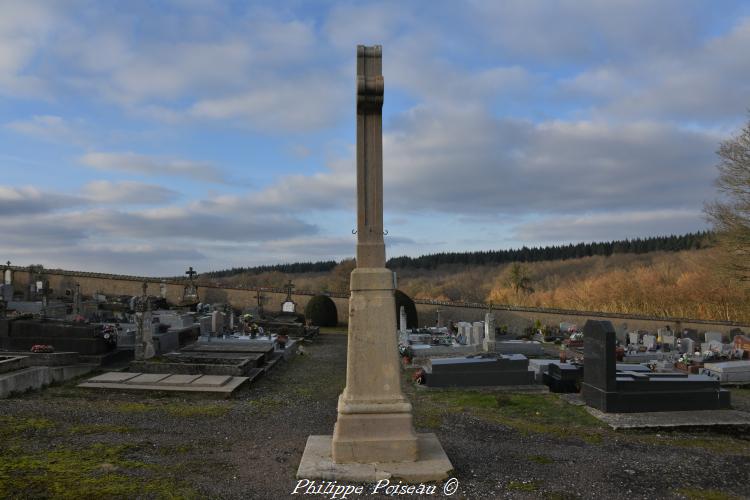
top-left (1, 1), bottom-right (749, 275)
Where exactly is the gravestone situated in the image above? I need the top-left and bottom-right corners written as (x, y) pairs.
top-left (705, 331), bottom-right (723, 343)
top-left (399, 306), bottom-right (407, 333)
top-left (582, 320), bottom-right (730, 413)
top-left (211, 311), bottom-right (225, 335)
top-left (483, 313), bottom-right (496, 352)
top-left (643, 334), bottom-right (656, 349)
top-left (282, 280), bottom-right (296, 313)
top-left (679, 337), bottom-right (695, 354)
top-left (198, 316), bottom-right (212, 336)
top-left (299, 45), bottom-right (451, 482)
top-left (682, 329), bottom-right (699, 342)
top-left (628, 332), bottom-right (639, 345)
top-left (134, 283), bottom-right (155, 361)
top-left (661, 334), bottom-right (676, 348)
top-left (472, 321), bottom-right (484, 345)
top-left (423, 354), bottom-right (535, 387)
top-left (1, 285), bottom-right (12, 303)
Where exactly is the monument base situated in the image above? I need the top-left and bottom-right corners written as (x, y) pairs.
top-left (297, 434), bottom-right (453, 483)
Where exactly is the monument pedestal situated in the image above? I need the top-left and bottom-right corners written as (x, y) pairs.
top-left (298, 434), bottom-right (452, 482)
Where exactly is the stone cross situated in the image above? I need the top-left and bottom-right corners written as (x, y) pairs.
top-left (185, 267), bottom-right (197, 282)
top-left (331, 45), bottom-right (418, 465)
top-left (299, 44), bottom-right (452, 483)
top-left (283, 280), bottom-right (295, 302)
top-left (256, 289), bottom-right (267, 316)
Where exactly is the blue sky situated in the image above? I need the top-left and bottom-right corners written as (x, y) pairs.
top-left (1, 0), bottom-right (750, 275)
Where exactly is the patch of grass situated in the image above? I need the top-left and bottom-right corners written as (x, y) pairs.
top-left (0, 416), bottom-right (54, 439)
top-left (528, 454), bottom-right (554, 464)
top-left (675, 487), bottom-right (741, 500)
top-left (68, 424), bottom-right (135, 435)
top-left (246, 395), bottom-right (288, 414)
top-left (113, 401), bottom-right (229, 418)
top-left (163, 403), bottom-right (229, 418)
top-left (115, 402), bottom-right (151, 413)
top-left (0, 443), bottom-right (197, 499)
top-left (507, 480), bottom-right (539, 492)
top-left (418, 391), bottom-right (605, 440)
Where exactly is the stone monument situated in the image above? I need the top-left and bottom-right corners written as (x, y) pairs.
top-left (281, 280), bottom-right (296, 313)
top-left (297, 45), bottom-right (452, 481)
top-left (399, 306), bottom-right (407, 333)
top-left (134, 283), bottom-right (155, 361)
top-left (483, 312), bottom-right (496, 352)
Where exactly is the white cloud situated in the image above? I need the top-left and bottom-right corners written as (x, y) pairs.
top-left (6, 115), bottom-right (87, 145)
top-left (514, 209), bottom-right (708, 244)
top-left (79, 152), bottom-right (224, 182)
top-left (81, 180), bottom-right (178, 205)
top-left (0, 185), bottom-right (83, 215)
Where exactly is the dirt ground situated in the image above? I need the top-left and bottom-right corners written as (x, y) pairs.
top-left (1, 331), bottom-right (749, 500)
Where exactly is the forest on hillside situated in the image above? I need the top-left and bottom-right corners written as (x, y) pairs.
top-left (199, 236), bottom-right (750, 323)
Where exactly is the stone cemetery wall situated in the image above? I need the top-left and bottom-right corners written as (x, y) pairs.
top-left (6, 266), bottom-right (749, 334)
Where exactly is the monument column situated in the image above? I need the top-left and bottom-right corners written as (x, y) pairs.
top-left (298, 45), bottom-right (452, 481)
top-left (331, 45), bottom-right (417, 463)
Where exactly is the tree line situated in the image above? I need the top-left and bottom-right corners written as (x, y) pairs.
top-left (203, 231), bottom-right (712, 277)
top-left (386, 231), bottom-right (713, 270)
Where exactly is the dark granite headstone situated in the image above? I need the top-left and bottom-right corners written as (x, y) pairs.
top-left (729, 328), bottom-right (744, 340)
top-left (0, 318), bottom-right (110, 355)
top-left (583, 320), bottom-right (616, 392)
top-left (681, 329), bottom-right (699, 342)
top-left (424, 354), bottom-right (535, 387)
top-left (581, 320), bottom-right (730, 413)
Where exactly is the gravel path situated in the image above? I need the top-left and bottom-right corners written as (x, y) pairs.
top-left (1, 333), bottom-right (749, 500)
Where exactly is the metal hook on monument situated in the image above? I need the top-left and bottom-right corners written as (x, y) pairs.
top-left (383, 229), bottom-right (389, 236)
top-left (351, 229), bottom-right (358, 235)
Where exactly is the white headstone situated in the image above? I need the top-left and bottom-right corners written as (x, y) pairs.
top-left (3, 269), bottom-right (11, 286)
top-left (679, 337), bottom-right (695, 354)
top-left (483, 313), bottom-right (496, 352)
top-left (282, 301), bottom-right (296, 313)
top-left (211, 311), bottom-right (226, 334)
top-left (705, 331), bottom-right (723, 343)
top-left (661, 334), bottom-right (676, 348)
top-left (628, 332), bottom-right (639, 345)
top-left (399, 306), bottom-right (407, 332)
top-left (643, 334), bottom-right (656, 349)
top-left (471, 321), bottom-right (484, 346)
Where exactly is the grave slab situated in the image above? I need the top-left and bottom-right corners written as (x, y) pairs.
top-left (77, 372), bottom-right (249, 395)
top-left (87, 372), bottom-right (140, 383)
top-left (125, 373), bottom-right (170, 385)
top-left (158, 374), bottom-right (202, 385)
top-left (584, 406), bottom-right (750, 429)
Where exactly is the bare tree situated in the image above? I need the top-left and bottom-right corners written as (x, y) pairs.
top-left (705, 118), bottom-right (750, 282)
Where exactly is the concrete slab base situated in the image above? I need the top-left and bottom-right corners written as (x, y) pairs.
top-left (584, 406), bottom-right (750, 429)
top-left (0, 364), bottom-right (95, 398)
top-left (297, 433), bottom-right (453, 483)
top-left (78, 371), bottom-right (250, 396)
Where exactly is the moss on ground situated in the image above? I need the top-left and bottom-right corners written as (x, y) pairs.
top-left (114, 401), bottom-right (229, 417)
top-left (0, 416), bottom-right (55, 439)
top-left (0, 442), bottom-right (196, 499)
top-left (413, 390), bottom-right (606, 442)
top-left (675, 487), bottom-right (742, 500)
top-left (507, 480), bottom-right (539, 492)
top-left (68, 424), bottom-right (135, 435)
